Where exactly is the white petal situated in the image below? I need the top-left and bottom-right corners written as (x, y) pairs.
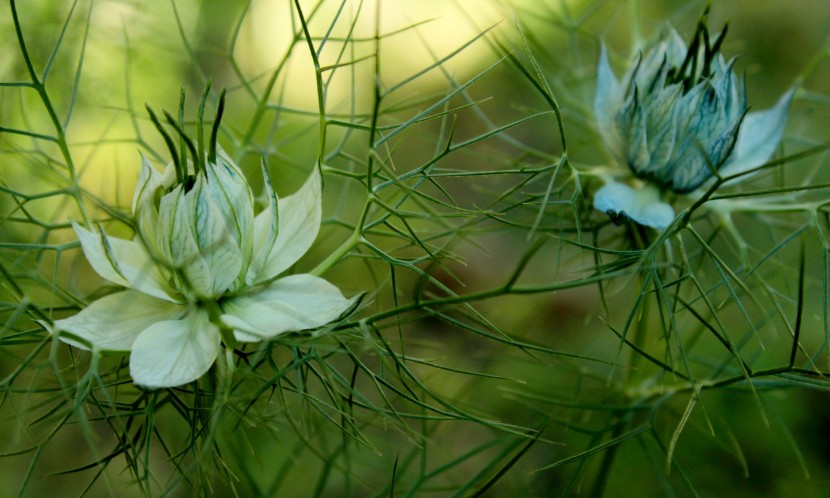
top-left (129, 308), bottom-right (221, 389)
top-left (594, 181), bottom-right (675, 230)
top-left (157, 178), bottom-right (243, 299)
top-left (245, 163), bottom-right (279, 285)
top-left (720, 87), bottom-right (795, 178)
top-left (221, 273), bottom-right (357, 342)
top-left (53, 290), bottom-right (186, 351)
top-left (209, 151), bottom-right (256, 291)
top-left (74, 221), bottom-right (130, 287)
top-left (132, 157), bottom-right (177, 255)
top-left (210, 150), bottom-right (255, 250)
top-left (251, 167), bottom-right (322, 283)
top-left (192, 176), bottom-right (244, 295)
top-left (157, 185), bottom-right (208, 293)
top-left (131, 155), bottom-right (163, 215)
top-left (73, 222), bottom-right (179, 302)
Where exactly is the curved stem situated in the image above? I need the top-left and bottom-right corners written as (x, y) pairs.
top-left (10, 0), bottom-right (90, 223)
top-left (310, 232), bottom-right (360, 277)
top-left (311, 187), bottom-right (374, 277)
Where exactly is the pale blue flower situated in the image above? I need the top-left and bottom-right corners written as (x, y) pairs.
top-left (593, 26), bottom-right (794, 229)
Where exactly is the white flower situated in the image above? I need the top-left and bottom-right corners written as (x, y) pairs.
top-left (592, 23), bottom-right (794, 229)
top-left (52, 153), bottom-right (358, 389)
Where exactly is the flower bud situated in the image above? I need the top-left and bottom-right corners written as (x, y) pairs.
top-left (593, 20), bottom-right (793, 229)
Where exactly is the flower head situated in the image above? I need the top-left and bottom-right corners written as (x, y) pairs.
top-left (51, 92), bottom-right (358, 389)
top-left (593, 13), bottom-right (793, 229)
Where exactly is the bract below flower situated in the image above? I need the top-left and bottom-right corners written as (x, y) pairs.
top-left (593, 25), bottom-right (794, 230)
top-left (53, 154), bottom-right (358, 389)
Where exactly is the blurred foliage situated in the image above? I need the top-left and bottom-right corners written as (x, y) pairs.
top-left (2, 0), bottom-right (830, 497)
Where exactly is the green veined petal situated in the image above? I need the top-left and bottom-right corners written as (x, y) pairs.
top-left (53, 290), bottom-right (186, 351)
top-left (129, 307), bottom-right (221, 388)
top-left (221, 273), bottom-right (357, 342)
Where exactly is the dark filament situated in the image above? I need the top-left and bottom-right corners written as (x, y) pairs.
top-left (665, 5), bottom-right (729, 93)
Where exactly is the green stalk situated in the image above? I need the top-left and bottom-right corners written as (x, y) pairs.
top-left (209, 89), bottom-right (226, 165)
top-left (146, 105), bottom-right (183, 184)
top-left (163, 110), bottom-right (199, 176)
top-left (9, 0), bottom-right (90, 223)
top-left (197, 81), bottom-right (212, 171)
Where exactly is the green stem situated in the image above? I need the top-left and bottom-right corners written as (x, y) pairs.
top-left (311, 196), bottom-right (373, 276)
top-left (590, 420), bottom-right (628, 498)
top-left (204, 300), bottom-right (237, 350)
top-left (10, 0), bottom-right (90, 223)
top-left (292, 0), bottom-right (328, 167)
top-left (238, 2), bottom-right (326, 156)
top-left (311, 231), bottom-right (361, 277)
top-left (365, 0), bottom-right (382, 192)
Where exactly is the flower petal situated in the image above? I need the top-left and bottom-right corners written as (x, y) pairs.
top-left (132, 157), bottom-right (177, 256)
top-left (245, 163), bottom-right (279, 285)
top-left (250, 167), bottom-right (322, 284)
top-left (193, 172), bottom-right (245, 296)
top-left (221, 273), bottom-right (357, 342)
top-left (594, 44), bottom-right (623, 157)
top-left (157, 177), bottom-right (243, 299)
top-left (74, 222), bottom-right (131, 287)
top-left (594, 181), bottom-right (675, 229)
top-left (210, 150), bottom-right (255, 256)
top-left (156, 184), bottom-right (209, 294)
top-left (132, 155), bottom-right (163, 215)
top-left (73, 222), bottom-right (179, 302)
top-left (720, 87), bottom-right (795, 178)
top-left (129, 308), bottom-right (221, 389)
top-left (52, 290), bottom-right (186, 351)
